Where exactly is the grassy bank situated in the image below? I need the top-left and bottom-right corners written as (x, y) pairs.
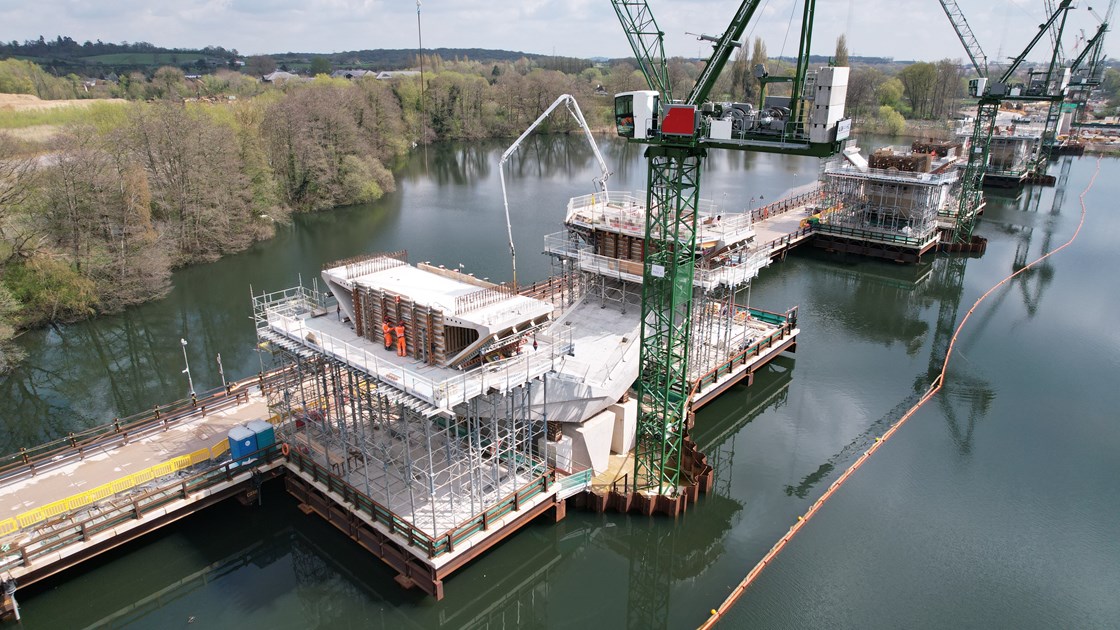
top-left (0, 99), bottom-right (127, 129)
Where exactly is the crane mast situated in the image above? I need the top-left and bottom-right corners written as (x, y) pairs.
top-left (938, 0), bottom-right (989, 78)
top-left (612, 1), bottom-right (674, 100)
top-left (943, 0), bottom-right (1073, 244)
top-left (610, 0), bottom-right (845, 495)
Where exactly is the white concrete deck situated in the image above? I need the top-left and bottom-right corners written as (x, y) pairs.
top-left (564, 191), bottom-right (756, 249)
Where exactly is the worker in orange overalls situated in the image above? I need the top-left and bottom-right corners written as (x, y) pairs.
top-left (395, 322), bottom-right (407, 357)
top-left (382, 320), bottom-right (393, 350)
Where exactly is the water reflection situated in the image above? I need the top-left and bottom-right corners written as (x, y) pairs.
top-left (574, 364), bottom-right (798, 630)
top-left (978, 156), bottom-right (1070, 320)
top-left (804, 255), bottom-right (937, 356)
top-left (693, 359), bottom-right (796, 497)
top-left (424, 142), bottom-right (494, 187)
top-left (22, 482), bottom-right (566, 629)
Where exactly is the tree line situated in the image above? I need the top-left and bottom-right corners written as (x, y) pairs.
top-left (0, 57), bottom-right (622, 370)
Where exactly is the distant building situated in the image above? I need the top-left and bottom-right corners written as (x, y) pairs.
top-left (376, 70), bottom-right (420, 80)
top-left (330, 69), bottom-right (374, 80)
top-left (262, 70), bottom-right (302, 83)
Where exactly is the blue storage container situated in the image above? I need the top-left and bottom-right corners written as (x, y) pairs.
top-left (227, 424), bottom-right (258, 461)
top-left (246, 419), bottom-right (275, 451)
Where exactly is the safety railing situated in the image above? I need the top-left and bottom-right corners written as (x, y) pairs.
top-left (0, 447), bottom-right (214, 538)
top-left (430, 471), bottom-right (552, 558)
top-left (0, 445), bottom-right (284, 573)
top-left (695, 248), bottom-right (771, 290)
top-left (688, 306), bottom-right (799, 396)
top-left (263, 308), bottom-right (558, 410)
top-left (823, 161), bottom-right (961, 186)
top-left (286, 449), bottom-right (553, 559)
top-left (543, 231), bottom-right (589, 258)
top-left (0, 414), bottom-right (281, 539)
top-left (700, 118), bottom-right (815, 149)
top-left (253, 286), bottom-right (325, 329)
top-left (757, 226), bottom-right (815, 255)
top-left (749, 187), bottom-right (822, 223)
top-left (565, 190), bottom-right (728, 235)
top-left (814, 222), bottom-right (940, 247)
top-left (0, 368), bottom-right (289, 484)
top-left (576, 250), bottom-right (644, 282)
top-left (555, 469), bottom-right (593, 500)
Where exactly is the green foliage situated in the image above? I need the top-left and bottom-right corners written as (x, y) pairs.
top-left (877, 77), bottom-right (904, 110)
top-left (0, 49), bottom-right (619, 372)
top-left (0, 59), bottom-right (82, 99)
top-left (244, 55), bottom-right (277, 77)
top-left (150, 66), bottom-right (187, 100)
top-left (340, 155), bottom-right (386, 204)
top-left (875, 105), bottom-right (907, 135)
top-left (0, 284), bottom-right (23, 373)
top-left (834, 35), bottom-right (849, 67)
top-left (309, 57), bottom-right (332, 76)
top-left (896, 59), bottom-right (964, 120)
top-left (1101, 68), bottom-right (1120, 113)
top-left (3, 257), bottom-right (98, 325)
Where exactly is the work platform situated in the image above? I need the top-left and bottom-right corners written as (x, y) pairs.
top-left (0, 369), bottom-right (577, 611)
top-left (0, 376), bottom-right (287, 622)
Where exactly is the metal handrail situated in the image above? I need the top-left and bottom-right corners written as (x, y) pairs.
top-left (263, 309), bottom-right (558, 410)
top-left (0, 446), bottom-right (284, 573)
top-left (0, 368), bottom-right (291, 481)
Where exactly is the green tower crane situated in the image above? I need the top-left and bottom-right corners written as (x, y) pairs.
top-left (610, 0), bottom-right (848, 495)
top-left (940, 0), bottom-right (1075, 244)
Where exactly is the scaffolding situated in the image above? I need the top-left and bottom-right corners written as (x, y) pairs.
top-left (544, 191), bottom-right (774, 391)
top-left (817, 155), bottom-right (958, 246)
top-left (265, 348), bottom-right (548, 538)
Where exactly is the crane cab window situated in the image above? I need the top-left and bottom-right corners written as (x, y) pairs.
top-left (615, 95), bottom-right (636, 137)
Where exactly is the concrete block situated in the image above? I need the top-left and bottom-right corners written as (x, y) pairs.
top-left (610, 398), bottom-right (638, 455)
top-left (562, 410), bottom-right (615, 474)
top-left (816, 66), bottom-right (849, 87)
top-left (539, 434), bottom-right (573, 473)
top-left (810, 123), bottom-right (835, 144)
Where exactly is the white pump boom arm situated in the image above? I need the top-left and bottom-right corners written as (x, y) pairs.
top-left (499, 94), bottom-right (612, 288)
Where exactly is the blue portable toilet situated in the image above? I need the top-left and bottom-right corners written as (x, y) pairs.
top-left (227, 424), bottom-right (258, 461)
top-left (246, 419), bottom-right (275, 452)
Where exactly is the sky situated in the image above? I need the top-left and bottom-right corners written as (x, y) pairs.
top-left (0, 0), bottom-right (1114, 64)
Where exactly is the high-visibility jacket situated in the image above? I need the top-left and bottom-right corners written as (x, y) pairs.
top-left (395, 324), bottom-right (407, 355)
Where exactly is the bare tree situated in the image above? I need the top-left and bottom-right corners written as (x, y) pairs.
top-left (834, 35), bottom-right (850, 67)
top-left (244, 55), bottom-right (277, 77)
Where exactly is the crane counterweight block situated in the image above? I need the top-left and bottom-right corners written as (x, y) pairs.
top-left (661, 104), bottom-right (699, 137)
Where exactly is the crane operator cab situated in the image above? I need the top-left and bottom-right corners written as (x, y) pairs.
top-left (615, 90), bottom-right (659, 140)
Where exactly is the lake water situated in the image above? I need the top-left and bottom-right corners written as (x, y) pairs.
top-left (5, 137), bottom-right (1118, 628)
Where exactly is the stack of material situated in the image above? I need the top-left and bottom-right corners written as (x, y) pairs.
top-left (911, 140), bottom-right (962, 158)
top-left (869, 148), bottom-right (932, 173)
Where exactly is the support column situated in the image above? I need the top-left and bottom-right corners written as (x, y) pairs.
top-left (633, 145), bottom-right (705, 495)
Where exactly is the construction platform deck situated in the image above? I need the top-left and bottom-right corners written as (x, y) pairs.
top-left (0, 368), bottom-right (576, 614)
top-left (0, 377), bottom-right (284, 618)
